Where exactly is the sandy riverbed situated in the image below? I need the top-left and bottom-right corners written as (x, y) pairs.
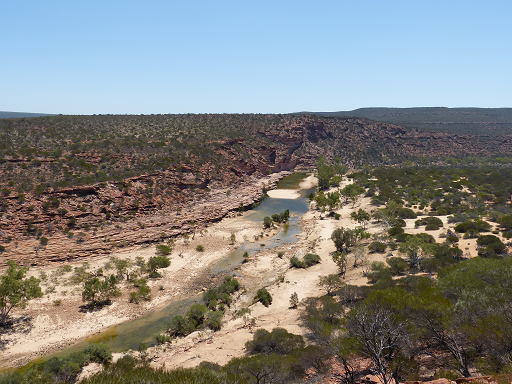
top-left (0, 172), bottom-right (481, 370)
top-left (0, 208), bottom-right (282, 368)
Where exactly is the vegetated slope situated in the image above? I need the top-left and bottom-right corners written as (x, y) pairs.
top-left (312, 107), bottom-right (512, 136)
top-left (1, 113), bottom-right (512, 265)
top-left (0, 111), bottom-right (55, 119)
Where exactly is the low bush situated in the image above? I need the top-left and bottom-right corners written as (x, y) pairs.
top-left (368, 241), bottom-right (386, 253)
top-left (255, 288), bottom-right (272, 307)
top-left (446, 235), bottom-right (459, 243)
top-left (455, 220), bottom-right (492, 233)
top-left (396, 207), bottom-right (417, 219)
top-left (386, 257), bottom-right (409, 275)
top-left (290, 254), bottom-right (320, 268)
top-left (156, 244), bottom-right (172, 255)
top-left (154, 333), bottom-right (172, 345)
top-left (477, 235), bottom-right (507, 255)
top-left (304, 253), bottom-right (321, 266)
top-left (203, 276), bottom-right (240, 311)
top-left (129, 279), bottom-right (151, 303)
top-left (147, 255), bottom-right (170, 278)
top-left (366, 261), bottom-right (393, 284)
top-left (0, 344), bottom-right (112, 383)
top-left (388, 226), bottom-right (404, 236)
top-left (416, 216), bottom-right (444, 228)
top-left (290, 256), bottom-right (304, 268)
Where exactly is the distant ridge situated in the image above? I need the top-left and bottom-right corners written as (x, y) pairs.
top-left (306, 107), bottom-right (512, 136)
top-left (0, 111), bottom-right (55, 119)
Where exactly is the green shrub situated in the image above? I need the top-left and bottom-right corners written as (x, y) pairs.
top-left (196, 245), bottom-right (204, 252)
top-left (289, 292), bottom-right (299, 308)
top-left (388, 226), bottom-right (404, 236)
top-left (156, 244), bottom-right (172, 255)
top-left (420, 257), bottom-right (443, 274)
top-left (303, 253), bottom-right (321, 266)
top-left (478, 247), bottom-right (497, 258)
top-left (202, 276), bottom-right (240, 311)
top-left (290, 256), bottom-right (304, 268)
top-left (477, 235), bottom-right (506, 255)
top-left (366, 261), bottom-right (392, 284)
top-left (263, 216), bottom-right (273, 228)
top-left (425, 224), bottom-right (440, 231)
top-left (204, 310), bottom-right (223, 331)
top-left (82, 343), bottom-right (112, 364)
top-left (290, 254), bottom-right (320, 268)
top-left (129, 279), bottom-right (151, 303)
top-left (446, 235), bottom-right (459, 243)
top-left (147, 255), bottom-right (170, 277)
top-left (396, 207), bottom-right (417, 219)
top-left (82, 275), bottom-right (120, 305)
top-left (368, 241), bottom-right (386, 253)
top-left (186, 304), bottom-right (208, 329)
top-left (416, 216), bottom-right (444, 228)
top-left (168, 315), bottom-right (194, 337)
top-left (1, 343), bottom-right (112, 383)
top-left (256, 288), bottom-right (272, 307)
top-left (386, 257), bottom-right (409, 275)
top-left (154, 333), bottom-right (172, 345)
top-left (455, 220), bottom-right (491, 233)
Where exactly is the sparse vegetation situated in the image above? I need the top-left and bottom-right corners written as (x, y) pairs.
top-left (167, 276), bottom-right (240, 337)
top-left (3, 112), bottom-right (512, 382)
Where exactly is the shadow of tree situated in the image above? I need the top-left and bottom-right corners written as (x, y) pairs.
top-left (0, 315), bottom-right (34, 351)
top-left (78, 300), bottom-right (112, 313)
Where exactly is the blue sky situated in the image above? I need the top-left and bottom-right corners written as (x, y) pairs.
top-left (1, 1), bottom-right (511, 114)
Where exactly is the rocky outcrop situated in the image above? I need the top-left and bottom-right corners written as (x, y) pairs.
top-left (0, 171), bottom-right (290, 266)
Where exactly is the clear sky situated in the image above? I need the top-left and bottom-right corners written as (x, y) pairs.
top-left (1, 1), bottom-right (511, 115)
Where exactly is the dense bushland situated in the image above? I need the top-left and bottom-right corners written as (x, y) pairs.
top-left (301, 256), bottom-right (512, 383)
top-left (0, 344), bottom-right (112, 384)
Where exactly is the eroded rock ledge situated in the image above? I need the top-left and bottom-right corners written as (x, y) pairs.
top-left (1, 171), bottom-right (291, 267)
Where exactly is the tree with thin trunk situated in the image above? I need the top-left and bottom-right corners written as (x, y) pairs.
top-left (350, 208), bottom-right (371, 230)
top-left (344, 303), bottom-right (414, 384)
top-left (332, 251), bottom-right (348, 278)
top-left (0, 260), bottom-right (42, 326)
top-left (331, 227), bottom-right (357, 253)
top-left (318, 274), bottom-right (344, 296)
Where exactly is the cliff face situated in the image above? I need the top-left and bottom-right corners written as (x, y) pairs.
top-left (1, 114), bottom-right (511, 266)
top-left (0, 171), bottom-right (290, 266)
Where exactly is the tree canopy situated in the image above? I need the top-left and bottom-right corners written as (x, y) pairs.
top-left (0, 260), bottom-right (42, 326)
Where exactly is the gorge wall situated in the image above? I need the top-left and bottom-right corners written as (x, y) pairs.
top-left (1, 114), bottom-right (512, 266)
